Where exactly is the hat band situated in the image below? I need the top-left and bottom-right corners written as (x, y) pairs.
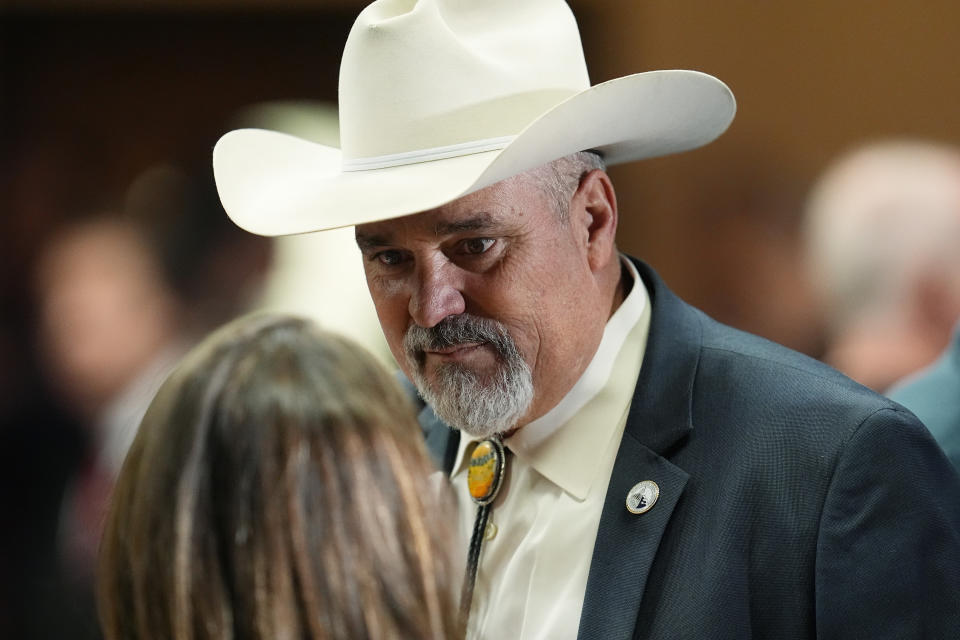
top-left (341, 135), bottom-right (515, 172)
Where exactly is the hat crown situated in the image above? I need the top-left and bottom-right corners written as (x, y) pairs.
top-left (339, 0), bottom-right (591, 160)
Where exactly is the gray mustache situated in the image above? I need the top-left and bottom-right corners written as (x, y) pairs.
top-left (403, 314), bottom-right (514, 358)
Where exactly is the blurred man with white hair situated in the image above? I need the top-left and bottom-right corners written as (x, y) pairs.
top-left (803, 139), bottom-right (960, 391)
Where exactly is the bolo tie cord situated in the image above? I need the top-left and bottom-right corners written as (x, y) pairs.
top-left (460, 500), bottom-right (491, 621)
top-left (459, 436), bottom-right (508, 626)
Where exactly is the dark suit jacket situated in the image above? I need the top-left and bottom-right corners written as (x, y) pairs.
top-left (411, 258), bottom-right (960, 639)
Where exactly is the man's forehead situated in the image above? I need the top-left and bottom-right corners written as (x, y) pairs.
top-left (356, 210), bottom-right (502, 247)
top-left (355, 179), bottom-right (537, 246)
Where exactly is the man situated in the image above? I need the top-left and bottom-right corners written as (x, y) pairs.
top-left (803, 139), bottom-right (960, 392)
top-left (213, 1), bottom-right (960, 638)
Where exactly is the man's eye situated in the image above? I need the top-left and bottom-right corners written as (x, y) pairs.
top-left (461, 238), bottom-right (495, 255)
top-left (375, 250), bottom-right (404, 266)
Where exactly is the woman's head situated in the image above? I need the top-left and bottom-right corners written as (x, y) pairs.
top-left (98, 313), bottom-right (459, 639)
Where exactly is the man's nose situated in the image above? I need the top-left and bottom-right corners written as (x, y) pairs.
top-left (409, 259), bottom-right (466, 328)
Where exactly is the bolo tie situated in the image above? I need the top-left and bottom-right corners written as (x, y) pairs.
top-left (460, 435), bottom-right (508, 623)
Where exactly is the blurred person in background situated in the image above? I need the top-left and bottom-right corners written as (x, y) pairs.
top-left (28, 164), bottom-right (271, 639)
top-left (888, 319), bottom-right (960, 472)
top-left (803, 139), bottom-right (960, 392)
top-left (842, 142), bottom-right (960, 473)
top-left (35, 214), bottom-right (189, 580)
top-left (98, 313), bottom-right (460, 640)
top-left (33, 213), bottom-right (190, 638)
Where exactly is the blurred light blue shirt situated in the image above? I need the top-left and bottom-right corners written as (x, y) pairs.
top-left (888, 321), bottom-right (960, 472)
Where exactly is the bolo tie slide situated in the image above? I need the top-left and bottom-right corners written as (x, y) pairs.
top-left (460, 435), bottom-right (507, 623)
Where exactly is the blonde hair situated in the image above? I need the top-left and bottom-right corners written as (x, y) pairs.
top-left (98, 313), bottom-right (459, 640)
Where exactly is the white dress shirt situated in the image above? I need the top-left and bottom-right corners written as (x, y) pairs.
top-left (451, 257), bottom-right (651, 639)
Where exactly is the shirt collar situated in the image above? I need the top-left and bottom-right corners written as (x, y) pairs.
top-left (452, 256), bottom-right (650, 497)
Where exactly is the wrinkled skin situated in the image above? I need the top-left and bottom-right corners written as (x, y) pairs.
top-left (356, 169), bottom-right (625, 432)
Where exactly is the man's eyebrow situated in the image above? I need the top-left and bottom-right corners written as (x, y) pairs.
top-left (433, 213), bottom-right (497, 235)
top-left (354, 231), bottom-right (388, 251)
top-left (355, 213), bottom-right (500, 250)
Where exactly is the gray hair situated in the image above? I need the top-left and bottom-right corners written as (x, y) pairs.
top-left (529, 151), bottom-right (607, 220)
top-left (402, 313), bottom-right (533, 438)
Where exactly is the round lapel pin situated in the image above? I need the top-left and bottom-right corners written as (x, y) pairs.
top-left (626, 480), bottom-right (660, 514)
top-left (468, 438), bottom-right (506, 506)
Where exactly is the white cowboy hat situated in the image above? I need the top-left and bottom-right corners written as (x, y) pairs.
top-left (213, 0), bottom-right (736, 237)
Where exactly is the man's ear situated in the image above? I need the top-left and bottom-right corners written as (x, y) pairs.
top-left (574, 169), bottom-right (619, 273)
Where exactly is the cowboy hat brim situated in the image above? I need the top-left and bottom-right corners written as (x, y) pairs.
top-left (213, 69), bottom-right (735, 237)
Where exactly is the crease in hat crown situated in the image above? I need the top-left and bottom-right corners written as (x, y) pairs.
top-left (338, 0), bottom-right (590, 166)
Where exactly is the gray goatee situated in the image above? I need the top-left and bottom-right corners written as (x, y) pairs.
top-left (403, 314), bottom-right (533, 438)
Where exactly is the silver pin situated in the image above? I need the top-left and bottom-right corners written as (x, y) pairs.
top-left (626, 480), bottom-right (660, 514)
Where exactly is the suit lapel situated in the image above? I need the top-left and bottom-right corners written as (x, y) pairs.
top-left (578, 259), bottom-right (703, 640)
top-left (577, 437), bottom-right (689, 640)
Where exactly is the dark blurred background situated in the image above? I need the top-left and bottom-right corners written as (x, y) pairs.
top-left (3, 0), bottom-right (960, 637)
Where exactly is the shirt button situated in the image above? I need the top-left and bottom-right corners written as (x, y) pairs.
top-left (484, 521), bottom-right (498, 541)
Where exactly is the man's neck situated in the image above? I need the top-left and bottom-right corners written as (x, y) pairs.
top-left (609, 258), bottom-right (633, 319)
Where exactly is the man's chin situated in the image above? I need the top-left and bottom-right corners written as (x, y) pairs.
top-left (406, 347), bottom-right (535, 437)
top-left (421, 384), bottom-right (531, 438)
top-left (422, 360), bottom-right (497, 389)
